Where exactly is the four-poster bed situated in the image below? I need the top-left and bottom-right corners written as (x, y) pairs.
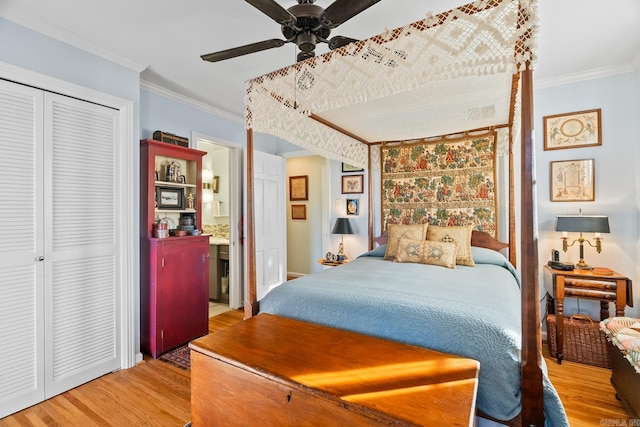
top-left (241, 0), bottom-right (568, 425)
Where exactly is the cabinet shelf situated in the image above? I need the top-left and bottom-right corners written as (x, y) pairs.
top-left (155, 180), bottom-right (197, 188)
top-left (156, 209), bottom-right (197, 214)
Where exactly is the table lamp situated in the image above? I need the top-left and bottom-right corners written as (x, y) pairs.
top-left (555, 209), bottom-right (610, 270)
top-left (332, 218), bottom-right (353, 261)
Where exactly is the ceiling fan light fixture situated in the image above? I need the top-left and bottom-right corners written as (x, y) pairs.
top-left (297, 50), bottom-right (315, 62)
top-left (201, 0), bottom-right (380, 64)
top-left (297, 32), bottom-right (316, 52)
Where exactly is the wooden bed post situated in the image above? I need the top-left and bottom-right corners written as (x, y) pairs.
top-left (368, 144), bottom-right (374, 250)
top-left (244, 128), bottom-right (259, 319)
top-left (509, 130), bottom-right (517, 267)
top-left (508, 74), bottom-right (519, 268)
top-left (519, 68), bottom-right (544, 426)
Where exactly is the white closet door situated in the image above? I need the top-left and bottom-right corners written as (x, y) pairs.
top-left (43, 93), bottom-right (120, 397)
top-left (0, 81), bottom-right (45, 417)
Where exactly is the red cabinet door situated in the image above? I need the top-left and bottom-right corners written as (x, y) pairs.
top-left (158, 237), bottom-right (209, 353)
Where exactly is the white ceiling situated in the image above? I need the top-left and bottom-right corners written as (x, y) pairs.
top-left (2, 0), bottom-right (639, 121)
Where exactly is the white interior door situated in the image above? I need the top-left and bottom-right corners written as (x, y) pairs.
top-left (43, 93), bottom-right (120, 397)
top-left (0, 80), bottom-right (46, 418)
top-left (227, 146), bottom-right (243, 308)
top-left (253, 151), bottom-right (286, 300)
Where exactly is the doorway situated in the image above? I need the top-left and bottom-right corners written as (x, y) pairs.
top-left (194, 133), bottom-right (243, 310)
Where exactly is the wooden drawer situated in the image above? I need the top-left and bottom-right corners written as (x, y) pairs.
top-left (190, 314), bottom-right (479, 426)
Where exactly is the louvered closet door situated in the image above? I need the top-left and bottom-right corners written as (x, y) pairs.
top-left (43, 93), bottom-right (120, 397)
top-left (0, 81), bottom-right (46, 418)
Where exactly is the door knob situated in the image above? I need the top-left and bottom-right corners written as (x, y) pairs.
top-left (36, 256), bottom-right (44, 261)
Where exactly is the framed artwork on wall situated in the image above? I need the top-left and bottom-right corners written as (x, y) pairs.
top-left (380, 132), bottom-right (498, 235)
top-left (289, 175), bottom-right (308, 201)
top-left (342, 162), bottom-right (364, 173)
top-left (346, 199), bottom-right (359, 215)
top-left (341, 174), bottom-right (363, 194)
top-left (543, 109), bottom-right (602, 150)
top-left (291, 204), bottom-right (307, 220)
top-left (550, 158), bottom-right (595, 202)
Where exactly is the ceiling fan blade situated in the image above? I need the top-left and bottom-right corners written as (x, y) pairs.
top-left (328, 35), bottom-right (358, 50)
top-left (245, 0), bottom-right (297, 27)
top-left (321, 0), bottom-right (381, 28)
top-left (201, 39), bottom-right (286, 63)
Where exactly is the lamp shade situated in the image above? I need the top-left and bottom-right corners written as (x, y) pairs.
top-left (332, 218), bottom-right (353, 235)
top-left (555, 215), bottom-right (610, 233)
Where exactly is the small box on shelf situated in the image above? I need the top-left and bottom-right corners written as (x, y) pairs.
top-left (153, 130), bottom-right (189, 147)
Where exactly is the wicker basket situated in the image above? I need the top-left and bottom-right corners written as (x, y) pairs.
top-left (546, 313), bottom-right (612, 368)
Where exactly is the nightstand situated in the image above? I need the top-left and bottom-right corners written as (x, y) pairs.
top-left (544, 265), bottom-right (633, 364)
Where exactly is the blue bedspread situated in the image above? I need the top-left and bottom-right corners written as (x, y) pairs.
top-left (260, 246), bottom-right (568, 426)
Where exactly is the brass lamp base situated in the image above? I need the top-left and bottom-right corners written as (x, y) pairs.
top-left (575, 259), bottom-right (593, 270)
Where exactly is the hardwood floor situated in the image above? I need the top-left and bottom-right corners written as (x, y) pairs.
top-left (543, 343), bottom-right (632, 425)
top-left (0, 310), bottom-right (244, 427)
top-left (1, 309), bottom-right (634, 426)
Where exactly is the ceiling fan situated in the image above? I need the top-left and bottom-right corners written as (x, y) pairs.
top-left (201, 0), bottom-right (382, 63)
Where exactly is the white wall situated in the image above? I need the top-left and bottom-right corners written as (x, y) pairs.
top-left (285, 157), bottom-right (371, 276)
top-left (0, 18), bottom-right (140, 104)
top-left (534, 71), bottom-right (639, 318)
top-left (286, 156), bottom-right (326, 275)
top-left (329, 160), bottom-right (369, 262)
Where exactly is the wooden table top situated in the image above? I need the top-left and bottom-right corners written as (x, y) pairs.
top-left (543, 264), bottom-right (627, 279)
top-left (190, 313), bottom-right (479, 426)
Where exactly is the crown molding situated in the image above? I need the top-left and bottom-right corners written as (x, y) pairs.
top-left (535, 64), bottom-right (639, 89)
top-left (140, 79), bottom-right (243, 125)
top-left (0, 5), bottom-right (147, 72)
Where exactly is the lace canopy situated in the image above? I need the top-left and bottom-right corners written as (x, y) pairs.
top-left (245, 0), bottom-right (537, 168)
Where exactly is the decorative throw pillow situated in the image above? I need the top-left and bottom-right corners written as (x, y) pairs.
top-left (395, 238), bottom-right (458, 269)
top-left (394, 237), bottom-right (424, 264)
top-left (427, 225), bottom-right (474, 266)
top-left (384, 224), bottom-right (428, 260)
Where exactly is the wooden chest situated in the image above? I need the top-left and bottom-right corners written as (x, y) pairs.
top-left (610, 342), bottom-right (640, 417)
top-left (189, 314), bottom-right (479, 426)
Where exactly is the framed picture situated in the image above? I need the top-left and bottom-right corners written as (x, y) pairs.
top-left (550, 159), bottom-right (595, 202)
top-left (289, 175), bottom-right (308, 201)
top-left (342, 162), bottom-right (364, 173)
top-left (213, 176), bottom-right (220, 193)
top-left (543, 109), bottom-right (602, 150)
top-left (291, 204), bottom-right (307, 220)
top-left (342, 174), bottom-right (363, 194)
top-left (157, 187), bottom-right (184, 209)
top-left (346, 199), bottom-right (359, 215)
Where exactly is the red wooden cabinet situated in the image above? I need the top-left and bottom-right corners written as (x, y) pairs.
top-left (142, 236), bottom-right (209, 357)
top-left (140, 139), bottom-right (210, 358)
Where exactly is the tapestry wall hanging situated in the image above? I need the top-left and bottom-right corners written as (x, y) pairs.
top-left (381, 132), bottom-right (498, 237)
